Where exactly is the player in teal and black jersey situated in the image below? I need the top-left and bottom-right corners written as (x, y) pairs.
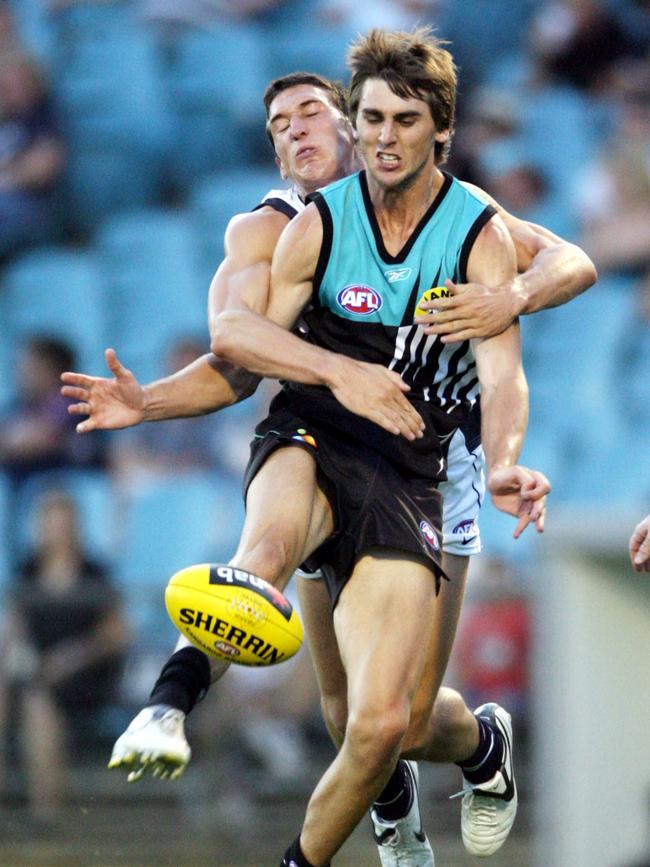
top-left (212, 29), bottom-right (546, 867)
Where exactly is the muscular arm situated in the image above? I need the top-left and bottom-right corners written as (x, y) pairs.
top-left (61, 208), bottom-right (288, 432)
top-left (418, 182), bottom-right (598, 342)
top-left (213, 205), bottom-right (425, 440)
top-left (471, 216), bottom-right (550, 535)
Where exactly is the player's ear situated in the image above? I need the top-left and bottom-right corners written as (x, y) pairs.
top-left (275, 155), bottom-right (289, 180)
top-left (435, 128), bottom-right (450, 143)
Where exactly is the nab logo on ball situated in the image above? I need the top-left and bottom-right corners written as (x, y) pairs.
top-left (337, 284), bottom-right (383, 316)
top-left (419, 520), bottom-right (440, 551)
top-left (165, 564), bottom-right (303, 667)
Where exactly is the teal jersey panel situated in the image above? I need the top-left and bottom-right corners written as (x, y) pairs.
top-left (312, 171), bottom-right (492, 328)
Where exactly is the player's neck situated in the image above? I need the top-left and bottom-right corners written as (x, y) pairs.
top-left (368, 162), bottom-right (445, 254)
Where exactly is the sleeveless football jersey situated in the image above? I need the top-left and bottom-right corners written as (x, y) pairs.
top-left (254, 186), bottom-right (305, 220)
top-left (305, 170), bottom-right (495, 426)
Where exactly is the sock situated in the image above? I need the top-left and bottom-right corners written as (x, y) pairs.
top-left (281, 835), bottom-right (328, 867)
top-left (372, 759), bottom-right (414, 821)
top-left (456, 716), bottom-right (503, 785)
top-left (145, 647), bottom-right (211, 715)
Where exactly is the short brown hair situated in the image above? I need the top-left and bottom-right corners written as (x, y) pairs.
top-left (263, 72), bottom-right (348, 147)
top-left (347, 28), bottom-right (457, 164)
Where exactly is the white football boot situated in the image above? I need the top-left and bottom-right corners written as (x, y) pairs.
top-left (108, 704), bottom-right (191, 782)
top-left (455, 703), bottom-right (518, 857)
top-left (371, 761), bottom-right (435, 866)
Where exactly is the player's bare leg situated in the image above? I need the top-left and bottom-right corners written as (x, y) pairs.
top-left (110, 445), bottom-right (334, 782)
top-left (285, 550), bottom-right (440, 866)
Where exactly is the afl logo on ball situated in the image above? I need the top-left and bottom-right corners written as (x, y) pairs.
top-left (419, 520), bottom-right (440, 551)
top-left (337, 284), bottom-right (383, 315)
top-left (214, 641), bottom-right (240, 658)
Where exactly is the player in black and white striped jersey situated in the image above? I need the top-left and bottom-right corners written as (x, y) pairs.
top-left (62, 69), bottom-right (596, 864)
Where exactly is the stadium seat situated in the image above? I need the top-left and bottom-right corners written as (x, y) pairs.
top-left (189, 168), bottom-right (281, 278)
top-left (1, 247), bottom-right (108, 375)
top-left (166, 24), bottom-right (271, 189)
top-left (114, 473), bottom-right (244, 591)
top-left (0, 472), bottom-right (11, 592)
top-left (52, 11), bottom-right (171, 229)
top-left (96, 208), bottom-right (208, 383)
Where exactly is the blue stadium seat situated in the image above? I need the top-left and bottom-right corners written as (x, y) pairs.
top-left (52, 11), bottom-right (171, 229)
top-left (96, 208), bottom-right (208, 382)
top-left (189, 168), bottom-right (281, 278)
top-left (115, 474), bottom-right (243, 592)
top-left (0, 471), bottom-right (11, 591)
top-left (166, 24), bottom-right (271, 189)
top-left (1, 247), bottom-right (108, 375)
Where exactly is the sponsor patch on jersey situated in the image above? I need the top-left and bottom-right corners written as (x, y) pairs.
top-left (419, 520), bottom-right (440, 551)
top-left (452, 518), bottom-right (479, 545)
top-left (384, 267), bottom-right (412, 283)
top-left (415, 286), bottom-right (450, 317)
top-left (337, 284), bottom-right (383, 315)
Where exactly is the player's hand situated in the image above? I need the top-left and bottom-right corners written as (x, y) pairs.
top-left (488, 465), bottom-right (550, 539)
top-left (329, 359), bottom-right (425, 441)
top-left (415, 278), bottom-right (522, 343)
top-left (60, 348), bottom-right (146, 433)
top-left (629, 515), bottom-right (650, 572)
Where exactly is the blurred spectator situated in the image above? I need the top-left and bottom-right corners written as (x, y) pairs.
top-left (529, 0), bottom-right (640, 93)
top-left (0, 51), bottom-right (64, 260)
top-left (474, 138), bottom-right (575, 236)
top-left (448, 85), bottom-right (520, 182)
top-left (0, 490), bottom-right (129, 828)
top-left (0, 336), bottom-right (106, 489)
top-left (110, 336), bottom-right (223, 489)
top-left (575, 73), bottom-right (650, 274)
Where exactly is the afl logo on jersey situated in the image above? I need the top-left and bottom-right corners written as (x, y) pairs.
top-left (337, 284), bottom-right (383, 316)
top-left (419, 520), bottom-right (440, 551)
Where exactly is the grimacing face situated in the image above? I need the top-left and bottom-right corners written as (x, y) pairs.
top-left (268, 84), bottom-right (357, 195)
top-left (355, 78), bottom-right (449, 192)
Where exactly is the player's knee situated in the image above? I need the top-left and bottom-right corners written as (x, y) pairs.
top-left (345, 704), bottom-right (409, 769)
top-left (238, 536), bottom-right (296, 585)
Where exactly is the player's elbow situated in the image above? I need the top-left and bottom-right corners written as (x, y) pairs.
top-left (210, 310), bottom-right (245, 364)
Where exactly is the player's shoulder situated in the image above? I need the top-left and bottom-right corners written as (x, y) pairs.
top-left (457, 178), bottom-right (504, 212)
top-left (312, 171), bottom-right (360, 203)
top-left (225, 206), bottom-right (290, 252)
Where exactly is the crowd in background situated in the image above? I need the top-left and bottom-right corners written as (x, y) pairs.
top-left (0, 0), bottom-right (648, 831)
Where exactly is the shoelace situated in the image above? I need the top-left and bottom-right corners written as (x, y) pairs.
top-left (449, 785), bottom-right (500, 828)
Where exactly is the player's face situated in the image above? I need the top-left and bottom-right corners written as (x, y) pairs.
top-left (355, 78), bottom-right (449, 192)
top-left (268, 84), bottom-right (357, 194)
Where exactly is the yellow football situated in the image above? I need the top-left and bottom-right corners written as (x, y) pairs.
top-left (165, 563), bottom-right (304, 666)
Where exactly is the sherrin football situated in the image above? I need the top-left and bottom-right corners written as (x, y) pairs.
top-left (165, 564), bottom-right (304, 666)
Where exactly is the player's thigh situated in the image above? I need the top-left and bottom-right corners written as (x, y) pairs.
top-left (297, 575), bottom-right (347, 736)
top-left (235, 445), bottom-right (334, 569)
top-left (334, 549), bottom-right (438, 725)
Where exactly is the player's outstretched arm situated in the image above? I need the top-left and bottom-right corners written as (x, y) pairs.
top-left (417, 183), bottom-right (598, 343)
top-left (61, 208), bottom-right (295, 433)
top-left (61, 348), bottom-right (258, 434)
top-left (629, 515), bottom-right (650, 572)
top-left (471, 215), bottom-right (551, 537)
top-left (212, 204), bottom-right (425, 441)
